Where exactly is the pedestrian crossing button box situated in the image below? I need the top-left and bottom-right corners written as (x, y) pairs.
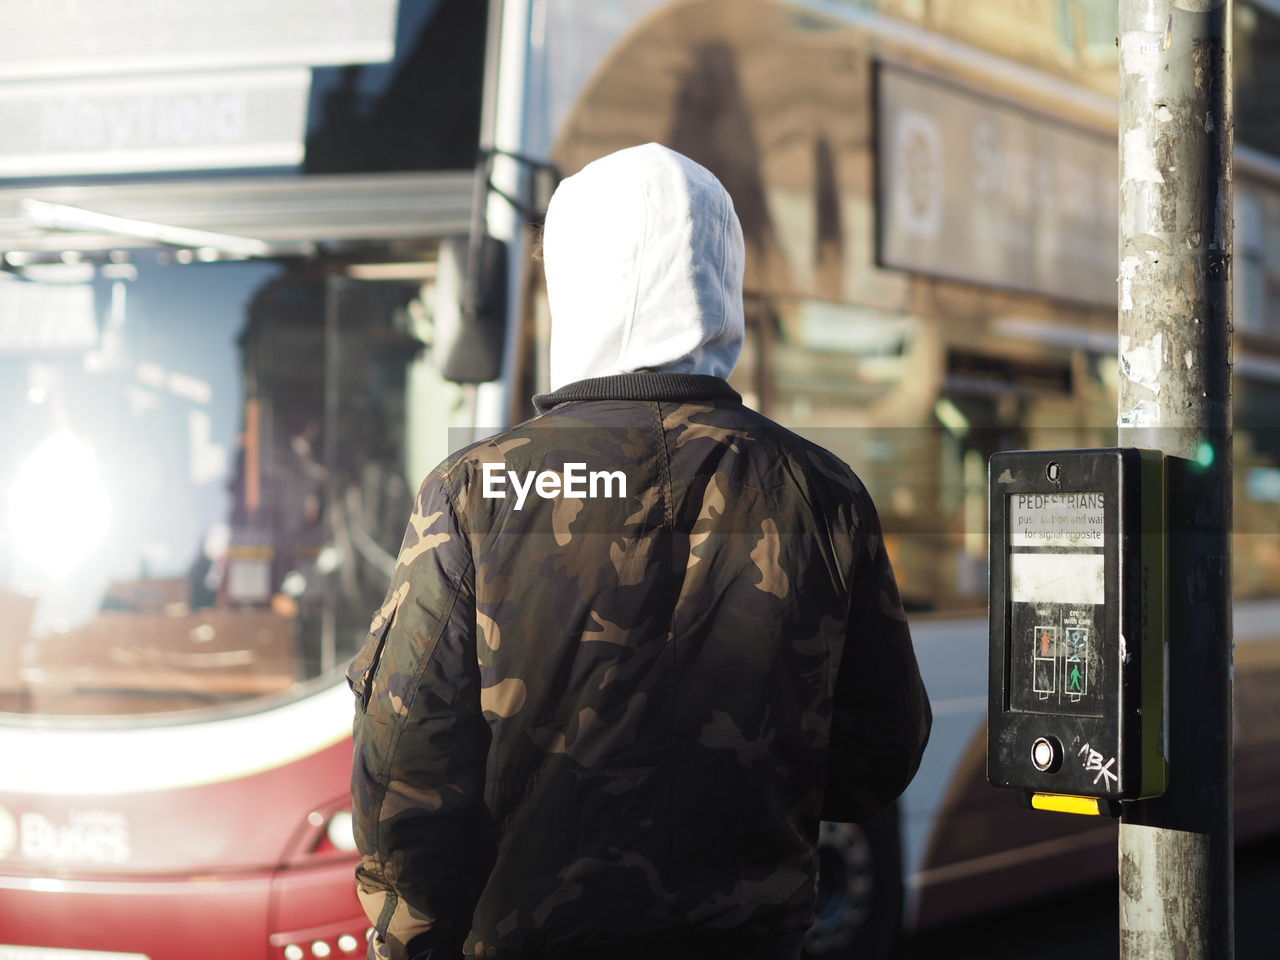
top-left (987, 449), bottom-right (1166, 809)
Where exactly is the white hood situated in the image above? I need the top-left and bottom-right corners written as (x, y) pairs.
top-left (542, 143), bottom-right (745, 391)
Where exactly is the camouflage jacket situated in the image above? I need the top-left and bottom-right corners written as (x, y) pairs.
top-left (348, 373), bottom-right (931, 960)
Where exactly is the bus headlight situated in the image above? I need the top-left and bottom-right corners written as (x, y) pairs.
top-left (324, 810), bottom-right (356, 853)
top-left (284, 798), bottom-right (359, 866)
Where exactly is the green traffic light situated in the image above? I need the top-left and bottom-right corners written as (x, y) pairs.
top-left (1194, 439), bottom-right (1215, 468)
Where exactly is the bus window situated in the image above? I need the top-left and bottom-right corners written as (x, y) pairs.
top-left (757, 295), bottom-right (952, 608)
top-left (0, 254), bottom-right (454, 717)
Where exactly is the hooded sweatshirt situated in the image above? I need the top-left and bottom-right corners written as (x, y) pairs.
top-left (350, 145), bottom-right (930, 960)
top-left (541, 142), bottom-right (745, 390)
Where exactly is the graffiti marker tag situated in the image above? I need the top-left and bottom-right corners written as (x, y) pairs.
top-left (1078, 742), bottom-right (1118, 790)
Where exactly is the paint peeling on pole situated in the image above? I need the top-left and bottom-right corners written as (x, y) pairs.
top-left (1117, 0), bottom-right (1233, 958)
top-left (1122, 332), bottom-right (1164, 387)
top-left (1123, 128), bottom-right (1168, 184)
top-left (1117, 2), bottom-right (1232, 459)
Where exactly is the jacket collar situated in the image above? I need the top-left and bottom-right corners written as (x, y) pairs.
top-left (533, 373), bottom-right (741, 414)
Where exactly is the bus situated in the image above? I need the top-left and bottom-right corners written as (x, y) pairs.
top-left (1, 2), bottom-right (1278, 959)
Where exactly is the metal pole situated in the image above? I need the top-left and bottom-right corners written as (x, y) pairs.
top-left (473, 0), bottom-right (534, 435)
top-left (322, 273), bottom-right (342, 681)
top-left (1117, 2), bottom-right (1233, 959)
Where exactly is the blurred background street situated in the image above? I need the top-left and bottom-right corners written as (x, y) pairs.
top-left (908, 836), bottom-right (1280, 959)
top-left (0, 2), bottom-right (1277, 958)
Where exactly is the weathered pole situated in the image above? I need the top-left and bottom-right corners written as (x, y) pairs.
top-left (1116, 2), bottom-right (1233, 959)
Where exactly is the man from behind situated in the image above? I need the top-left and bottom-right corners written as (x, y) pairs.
top-left (349, 142), bottom-right (931, 960)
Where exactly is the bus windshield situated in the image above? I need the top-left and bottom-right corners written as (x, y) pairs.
top-left (0, 253), bottom-right (447, 718)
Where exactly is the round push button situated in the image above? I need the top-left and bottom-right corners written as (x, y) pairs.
top-left (1032, 736), bottom-right (1061, 772)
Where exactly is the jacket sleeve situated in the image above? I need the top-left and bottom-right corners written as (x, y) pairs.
top-left (347, 467), bottom-right (493, 960)
top-left (822, 499), bottom-right (932, 823)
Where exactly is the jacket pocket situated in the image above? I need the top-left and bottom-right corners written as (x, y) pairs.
top-left (348, 582), bottom-right (411, 710)
top-left (346, 611), bottom-right (396, 712)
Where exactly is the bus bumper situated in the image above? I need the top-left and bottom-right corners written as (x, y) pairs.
top-left (0, 858), bottom-right (367, 960)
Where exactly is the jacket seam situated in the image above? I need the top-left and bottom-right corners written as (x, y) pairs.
top-left (362, 553), bottom-right (471, 953)
top-left (652, 400), bottom-right (675, 530)
top-left (652, 399), bottom-right (678, 883)
top-left (374, 557), bottom-right (472, 803)
top-left (369, 467), bottom-right (477, 879)
top-left (441, 464), bottom-right (476, 549)
top-left (367, 469), bottom-right (475, 789)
